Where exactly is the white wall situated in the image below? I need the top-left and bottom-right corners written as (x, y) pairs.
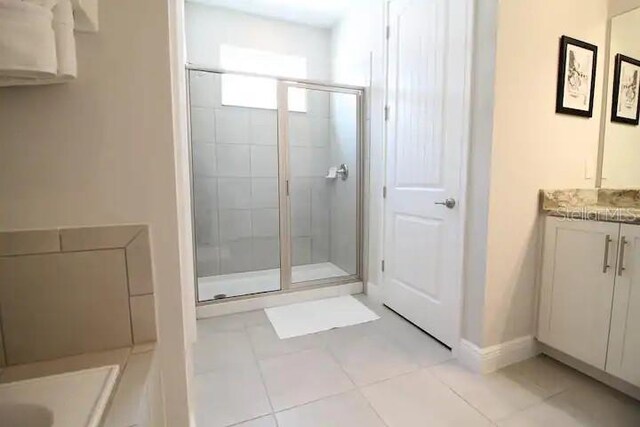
top-left (469, 0), bottom-right (609, 347)
top-left (185, 3), bottom-right (331, 81)
top-left (462, 0), bottom-right (498, 346)
top-left (330, 0), bottom-right (386, 292)
top-left (601, 7), bottom-right (640, 187)
top-left (0, 0), bottom-right (194, 424)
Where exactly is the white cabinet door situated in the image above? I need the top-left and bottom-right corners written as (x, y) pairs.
top-left (538, 217), bottom-right (619, 369)
top-left (606, 224), bottom-right (640, 386)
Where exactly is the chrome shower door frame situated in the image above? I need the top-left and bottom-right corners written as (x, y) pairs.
top-left (277, 80), bottom-right (365, 291)
top-left (186, 66), bottom-right (366, 305)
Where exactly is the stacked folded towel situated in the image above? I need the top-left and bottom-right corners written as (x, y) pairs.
top-left (0, 0), bottom-right (77, 86)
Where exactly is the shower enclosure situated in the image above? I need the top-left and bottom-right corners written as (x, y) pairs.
top-left (187, 67), bottom-right (364, 303)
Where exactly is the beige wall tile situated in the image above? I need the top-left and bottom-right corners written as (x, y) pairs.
top-left (0, 347), bottom-right (130, 383)
top-left (60, 225), bottom-right (143, 251)
top-left (0, 250), bottom-right (133, 365)
top-left (130, 295), bottom-right (157, 344)
top-left (126, 228), bottom-right (154, 295)
top-left (0, 230), bottom-right (60, 256)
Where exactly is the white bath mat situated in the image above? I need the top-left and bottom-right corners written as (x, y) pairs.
top-left (265, 295), bottom-right (380, 339)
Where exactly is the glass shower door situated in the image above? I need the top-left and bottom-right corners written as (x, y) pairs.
top-left (189, 70), bottom-right (282, 302)
top-left (279, 82), bottom-right (361, 288)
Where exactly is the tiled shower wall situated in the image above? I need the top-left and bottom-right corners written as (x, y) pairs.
top-left (329, 93), bottom-right (358, 275)
top-left (189, 71), bottom-right (334, 276)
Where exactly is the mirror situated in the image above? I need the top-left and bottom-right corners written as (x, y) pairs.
top-left (599, 7), bottom-right (640, 187)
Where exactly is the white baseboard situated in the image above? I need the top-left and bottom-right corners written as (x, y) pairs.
top-left (458, 335), bottom-right (540, 374)
top-left (196, 282), bottom-right (363, 319)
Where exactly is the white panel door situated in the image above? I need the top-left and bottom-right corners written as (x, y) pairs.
top-left (383, 0), bottom-right (470, 346)
top-left (538, 217), bottom-right (618, 369)
top-left (607, 224), bottom-right (640, 386)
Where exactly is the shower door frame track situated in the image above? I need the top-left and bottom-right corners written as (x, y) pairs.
top-left (186, 65), bottom-right (367, 307)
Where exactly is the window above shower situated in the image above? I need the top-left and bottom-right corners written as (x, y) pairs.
top-left (220, 44), bottom-right (308, 112)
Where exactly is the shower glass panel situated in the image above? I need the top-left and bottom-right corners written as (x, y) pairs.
top-left (188, 70), bottom-right (281, 302)
top-left (285, 85), bottom-right (360, 286)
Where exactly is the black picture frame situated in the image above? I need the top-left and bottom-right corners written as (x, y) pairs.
top-left (611, 54), bottom-right (640, 126)
top-left (556, 36), bottom-right (598, 118)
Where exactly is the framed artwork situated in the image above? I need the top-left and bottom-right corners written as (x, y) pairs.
top-left (556, 36), bottom-right (598, 117)
top-left (611, 54), bottom-right (640, 125)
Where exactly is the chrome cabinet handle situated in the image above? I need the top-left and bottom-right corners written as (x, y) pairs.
top-left (603, 234), bottom-right (613, 273)
top-left (618, 236), bottom-right (628, 277)
top-left (435, 198), bottom-right (456, 209)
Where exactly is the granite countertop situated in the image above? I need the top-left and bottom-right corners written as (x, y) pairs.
top-left (540, 189), bottom-right (640, 224)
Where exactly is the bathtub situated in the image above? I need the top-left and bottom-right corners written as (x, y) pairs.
top-left (0, 365), bottom-right (119, 427)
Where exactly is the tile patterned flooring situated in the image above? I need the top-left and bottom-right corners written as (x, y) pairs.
top-left (194, 294), bottom-right (640, 426)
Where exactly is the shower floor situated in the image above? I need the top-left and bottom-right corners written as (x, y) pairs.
top-left (197, 262), bottom-right (350, 301)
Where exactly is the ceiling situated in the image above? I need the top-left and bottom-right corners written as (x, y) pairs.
top-left (187, 0), bottom-right (363, 28)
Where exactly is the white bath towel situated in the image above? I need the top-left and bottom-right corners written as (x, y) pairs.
top-left (52, 0), bottom-right (76, 79)
top-left (0, 0), bottom-right (58, 79)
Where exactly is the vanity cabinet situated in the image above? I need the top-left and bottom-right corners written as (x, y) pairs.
top-left (538, 216), bottom-right (640, 387)
top-left (606, 224), bottom-right (640, 386)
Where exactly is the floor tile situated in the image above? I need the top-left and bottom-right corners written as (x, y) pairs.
top-left (197, 310), bottom-right (269, 338)
top-left (497, 399), bottom-right (596, 427)
top-left (247, 324), bottom-right (325, 360)
top-left (196, 364), bottom-right (271, 427)
top-left (499, 355), bottom-right (589, 396)
top-left (354, 295), bottom-right (453, 367)
top-left (361, 369), bottom-right (493, 427)
top-left (259, 348), bottom-right (354, 411)
top-left (327, 327), bottom-right (418, 386)
top-left (198, 315), bottom-right (247, 336)
top-left (430, 360), bottom-right (554, 421)
top-left (546, 380), bottom-right (640, 426)
top-left (377, 316), bottom-right (452, 367)
top-left (239, 310), bottom-right (271, 328)
top-left (276, 390), bottom-right (386, 427)
top-left (498, 378), bottom-right (640, 427)
top-left (232, 415), bottom-right (277, 427)
top-left (193, 331), bottom-right (255, 374)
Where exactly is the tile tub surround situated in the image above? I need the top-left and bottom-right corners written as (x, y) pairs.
top-left (0, 344), bottom-right (162, 427)
top-left (0, 225), bottom-right (157, 367)
top-left (541, 189), bottom-right (640, 223)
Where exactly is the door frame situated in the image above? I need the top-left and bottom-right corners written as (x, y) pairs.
top-left (277, 80), bottom-right (367, 291)
top-left (381, 0), bottom-right (475, 354)
top-left (185, 65), bottom-right (368, 305)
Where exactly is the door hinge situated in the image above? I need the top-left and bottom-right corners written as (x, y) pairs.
top-left (383, 186), bottom-right (387, 199)
top-left (381, 260), bottom-right (385, 272)
top-left (386, 25), bottom-right (390, 40)
top-left (384, 105), bottom-right (390, 121)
